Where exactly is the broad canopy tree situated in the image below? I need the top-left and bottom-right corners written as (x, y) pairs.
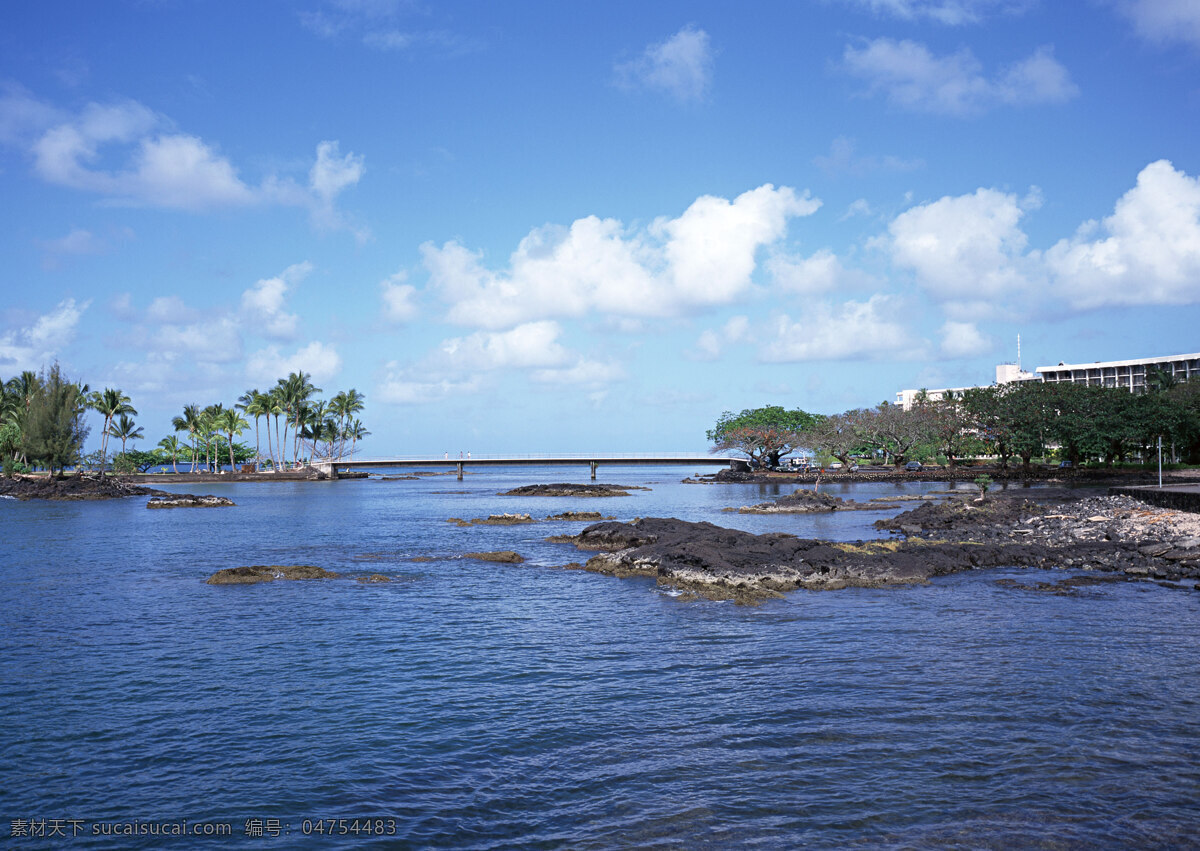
top-left (707, 405), bottom-right (821, 468)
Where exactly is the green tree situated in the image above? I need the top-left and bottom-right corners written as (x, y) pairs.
top-left (20, 363), bottom-right (90, 477)
top-left (218, 407), bottom-right (249, 471)
top-left (172, 404), bottom-right (203, 473)
top-left (157, 435), bottom-right (183, 473)
top-left (89, 387), bottom-right (137, 478)
top-left (706, 405), bottom-right (821, 468)
top-left (107, 412), bottom-right (144, 457)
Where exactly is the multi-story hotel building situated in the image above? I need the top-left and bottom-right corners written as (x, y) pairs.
top-left (896, 352), bottom-right (1199, 410)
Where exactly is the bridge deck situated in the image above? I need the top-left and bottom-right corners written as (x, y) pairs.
top-left (318, 455), bottom-right (736, 480)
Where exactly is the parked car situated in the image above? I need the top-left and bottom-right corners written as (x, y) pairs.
top-left (1059, 460), bottom-right (1073, 469)
top-left (905, 461), bottom-right (923, 472)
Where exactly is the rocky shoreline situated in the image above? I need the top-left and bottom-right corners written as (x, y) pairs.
top-left (546, 492), bottom-right (1200, 603)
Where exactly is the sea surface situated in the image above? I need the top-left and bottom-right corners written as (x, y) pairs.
top-left (2, 467), bottom-right (1198, 849)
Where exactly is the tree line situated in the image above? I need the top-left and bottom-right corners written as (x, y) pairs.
top-left (709, 378), bottom-right (1200, 471)
top-left (1, 365), bottom-right (369, 477)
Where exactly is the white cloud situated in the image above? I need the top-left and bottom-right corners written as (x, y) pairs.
top-left (843, 38), bottom-right (1077, 115)
top-left (0, 299), bottom-right (89, 372)
top-left (1115, 0), bottom-right (1200, 49)
top-left (886, 186), bottom-right (1037, 317)
top-left (532, 359), bottom-right (625, 386)
top-left (10, 92), bottom-right (364, 222)
top-left (246, 341), bottom-right (342, 385)
top-left (424, 184), bottom-right (818, 329)
top-left (37, 228), bottom-right (106, 257)
top-left (380, 272), bottom-right (418, 323)
top-left (768, 248), bottom-right (878, 295)
top-left (308, 140), bottom-right (366, 234)
top-left (813, 136), bottom-right (924, 176)
top-left (939, 320), bottom-right (992, 357)
top-left (0, 82), bottom-right (64, 145)
top-left (146, 295), bottom-right (200, 323)
top-left (759, 297), bottom-right (925, 362)
top-left (835, 0), bottom-right (1029, 25)
top-left (615, 25), bottom-right (714, 103)
top-left (376, 373), bottom-right (482, 405)
top-left (688, 315), bottom-right (749, 361)
top-left (439, 321), bottom-right (571, 371)
top-left (240, 262), bottom-right (311, 340)
top-left (152, 317), bottom-right (244, 364)
top-left (1046, 159), bottom-right (1200, 308)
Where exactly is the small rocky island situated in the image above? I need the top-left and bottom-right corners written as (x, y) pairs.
top-left (0, 475), bottom-right (164, 501)
top-left (730, 488), bottom-right (898, 514)
top-left (500, 483), bottom-right (647, 497)
top-left (147, 494), bottom-right (236, 508)
top-left (546, 493), bottom-right (1200, 603)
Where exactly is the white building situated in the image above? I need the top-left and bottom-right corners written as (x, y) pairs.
top-left (895, 352), bottom-right (1198, 410)
top-left (1036, 352), bottom-right (1200, 391)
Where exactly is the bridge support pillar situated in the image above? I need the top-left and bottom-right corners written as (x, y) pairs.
top-left (590, 460), bottom-right (597, 480)
top-left (457, 462), bottom-right (463, 481)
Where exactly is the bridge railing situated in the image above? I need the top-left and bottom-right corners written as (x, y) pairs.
top-left (339, 452), bottom-right (737, 462)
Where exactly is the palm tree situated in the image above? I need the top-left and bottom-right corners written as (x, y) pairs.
top-left (347, 419), bottom-right (370, 459)
top-left (107, 412), bottom-right (144, 457)
top-left (171, 404), bottom-right (203, 473)
top-left (218, 407), bottom-right (249, 472)
top-left (89, 388), bottom-right (136, 477)
top-left (282, 371), bottom-right (321, 466)
top-left (238, 389), bottom-right (265, 471)
top-left (157, 435), bottom-right (183, 473)
top-left (200, 404), bottom-right (224, 472)
top-left (329, 389), bottom-right (365, 460)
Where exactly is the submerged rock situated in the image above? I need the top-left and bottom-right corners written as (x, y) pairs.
top-left (355, 574), bottom-right (392, 583)
top-left (206, 565), bottom-right (340, 584)
top-left (500, 483), bottom-right (646, 497)
top-left (147, 494), bottom-right (235, 508)
top-left (464, 551), bottom-right (525, 563)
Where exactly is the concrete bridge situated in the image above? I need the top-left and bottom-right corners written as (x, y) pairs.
top-left (312, 453), bottom-right (738, 481)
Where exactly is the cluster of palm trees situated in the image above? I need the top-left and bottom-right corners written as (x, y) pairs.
top-left (169, 371), bottom-right (368, 473)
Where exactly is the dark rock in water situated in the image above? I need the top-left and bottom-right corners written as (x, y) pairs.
top-left (447, 513), bottom-right (535, 526)
top-left (500, 483), bottom-right (646, 497)
top-left (733, 489), bottom-right (892, 514)
top-left (147, 494), bottom-right (236, 508)
top-left (464, 551), bottom-right (525, 563)
top-left (0, 474), bottom-right (162, 501)
top-left (206, 565), bottom-right (340, 584)
top-left (546, 511), bottom-right (614, 521)
top-left (355, 574), bottom-right (392, 583)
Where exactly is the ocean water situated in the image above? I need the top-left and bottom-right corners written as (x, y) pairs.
top-left (2, 467), bottom-right (1198, 849)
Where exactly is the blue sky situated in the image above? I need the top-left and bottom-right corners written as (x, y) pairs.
top-left (2, 0), bottom-right (1199, 455)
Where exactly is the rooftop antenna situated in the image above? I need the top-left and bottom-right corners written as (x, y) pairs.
top-left (1017, 333), bottom-right (1021, 372)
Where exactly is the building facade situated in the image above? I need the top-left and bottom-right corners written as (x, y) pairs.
top-left (895, 352), bottom-right (1198, 410)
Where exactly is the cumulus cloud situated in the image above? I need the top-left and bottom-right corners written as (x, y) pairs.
top-left (423, 184), bottom-right (819, 329)
top-left (1115, 0), bottom-right (1200, 49)
top-left (5, 91), bottom-right (364, 222)
top-left (939, 320), bottom-right (993, 357)
top-left (1046, 159), bottom-right (1200, 308)
top-left (768, 248), bottom-right (878, 295)
top-left (615, 25), bottom-right (714, 103)
top-left (835, 0), bottom-right (1030, 25)
top-left (380, 272), bottom-right (418, 323)
top-left (240, 262), bottom-right (311, 340)
top-left (886, 186), bottom-right (1039, 317)
top-left (843, 39), bottom-right (1077, 115)
top-left (0, 298), bottom-right (89, 372)
top-left (438, 322), bottom-right (571, 371)
top-left (759, 297), bottom-right (925, 362)
top-left (532, 359), bottom-right (625, 386)
top-left (246, 341), bottom-right (342, 385)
